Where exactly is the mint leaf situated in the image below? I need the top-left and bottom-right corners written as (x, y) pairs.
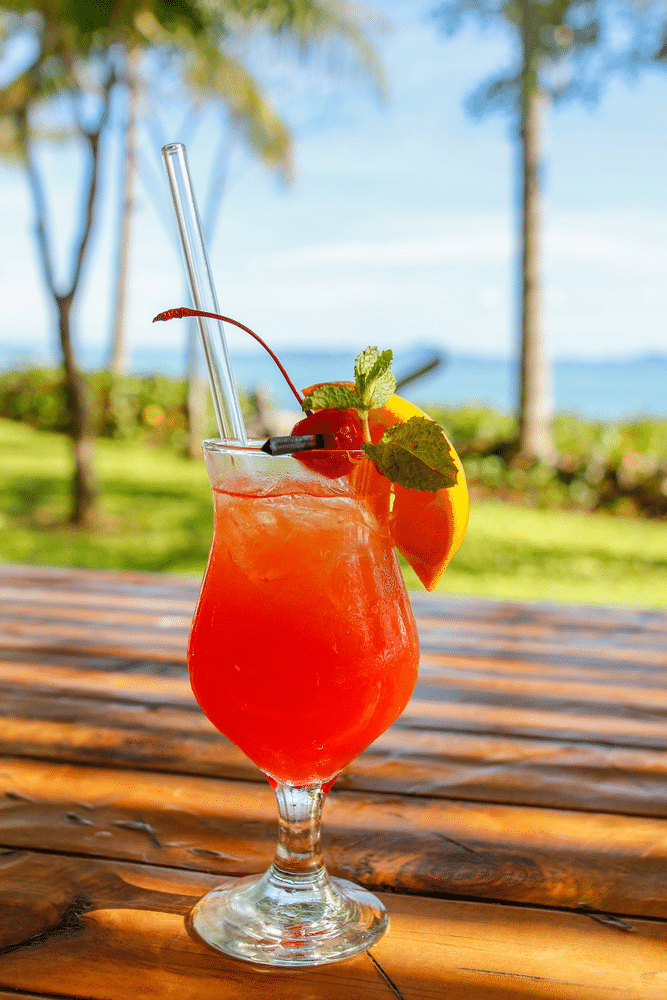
top-left (355, 346), bottom-right (391, 394)
top-left (354, 347), bottom-right (396, 409)
top-left (365, 366), bottom-right (396, 409)
top-left (363, 416), bottom-right (459, 492)
top-left (302, 384), bottom-right (361, 412)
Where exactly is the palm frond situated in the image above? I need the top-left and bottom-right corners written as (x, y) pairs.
top-left (184, 45), bottom-right (293, 179)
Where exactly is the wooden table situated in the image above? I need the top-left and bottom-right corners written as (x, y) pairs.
top-left (1, 562), bottom-right (666, 998)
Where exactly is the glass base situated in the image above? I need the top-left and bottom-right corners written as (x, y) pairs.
top-left (189, 863), bottom-right (388, 967)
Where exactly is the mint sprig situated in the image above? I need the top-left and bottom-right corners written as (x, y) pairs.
top-left (301, 345), bottom-right (396, 414)
top-left (302, 345), bottom-right (460, 492)
top-left (301, 383), bottom-right (360, 412)
top-left (354, 347), bottom-right (396, 408)
top-left (364, 417), bottom-right (459, 492)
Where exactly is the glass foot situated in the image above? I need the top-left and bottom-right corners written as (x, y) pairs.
top-left (189, 864), bottom-right (388, 967)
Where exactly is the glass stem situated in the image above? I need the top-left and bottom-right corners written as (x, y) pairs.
top-left (272, 783), bottom-right (325, 878)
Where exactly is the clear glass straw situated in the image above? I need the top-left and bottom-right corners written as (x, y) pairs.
top-left (162, 142), bottom-right (247, 445)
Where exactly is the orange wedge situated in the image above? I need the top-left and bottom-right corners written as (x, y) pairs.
top-left (301, 384), bottom-right (469, 591)
top-left (368, 395), bottom-right (469, 591)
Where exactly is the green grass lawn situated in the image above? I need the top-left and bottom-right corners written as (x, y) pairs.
top-left (1, 419), bottom-right (666, 608)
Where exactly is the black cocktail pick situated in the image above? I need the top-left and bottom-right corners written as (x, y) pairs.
top-left (261, 434), bottom-right (325, 456)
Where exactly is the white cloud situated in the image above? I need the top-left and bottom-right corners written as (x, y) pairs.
top-left (546, 231), bottom-right (666, 270)
top-left (267, 235), bottom-right (511, 267)
top-left (263, 221), bottom-right (666, 274)
top-left (476, 285), bottom-right (504, 309)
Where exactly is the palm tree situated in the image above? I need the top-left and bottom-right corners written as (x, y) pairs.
top-left (108, 48), bottom-right (141, 378)
top-left (432, 0), bottom-right (665, 463)
top-left (110, 3), bottom-right (386, 454)
top-left (0, 0), bottom-right (384, 523)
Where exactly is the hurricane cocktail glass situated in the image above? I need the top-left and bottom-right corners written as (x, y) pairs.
top-left (187, 439), bottom-right (420, 966)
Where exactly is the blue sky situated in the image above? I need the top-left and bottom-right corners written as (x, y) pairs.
top-left (1, 0), bottom-right (666, 364)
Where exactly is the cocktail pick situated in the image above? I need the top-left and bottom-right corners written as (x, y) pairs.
top-left (261, 434), bottom-right (325, 456)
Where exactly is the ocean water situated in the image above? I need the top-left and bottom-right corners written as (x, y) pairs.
top-left (157, 347), bottom-right (667, 424)
top-left (1, 342), bottom-right (665, 423)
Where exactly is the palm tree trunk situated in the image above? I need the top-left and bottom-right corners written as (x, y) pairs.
top-left (109, 51), bottom-right (139, 375)
top-left (19, 68), bottom-right (115, 525)
top-left (19, 108), bottom-right (102, 526)
top-left (58, 293), bottom-right (97, 525)
top-left (517, 72), bottom-right (554, 463)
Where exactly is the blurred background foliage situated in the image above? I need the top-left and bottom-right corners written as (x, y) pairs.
top-left (1, 1), bottom-right (666, 606)
top-left (0, 0), bottom-right (385, 524)
top-left (2, 366), bottom-right (666, 521)
top-left (1, 411), bottom-right (666, 607)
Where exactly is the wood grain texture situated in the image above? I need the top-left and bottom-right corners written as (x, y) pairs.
top-left (7, 669), bottom-right (667, 751)
top-left (2, 564), bottom-right (667, 997)
top-left (2, 564), bottom-right (666, 666)
top-left (0, 993), bottom-right (69, 999)
top-left (1, 757), bottom-right (666, 918)
top-left (2, 637), bottom-right (667, 814)
top-left (4, 684), bottom-right (667, 816)
top-left (1, 851), bottom-right (666, 999)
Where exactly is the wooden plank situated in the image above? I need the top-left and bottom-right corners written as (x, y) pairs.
top-left (400, 696), bottom-right (667, 746)
top-left (0, 598), bottom-right (193, 629)
top-left (9, 650), bottom-right (667, 716)
top-left (7, 654), bottom-right (667, 726)
top-left (2, 564), bottom-right (666, 659)
top-left (5, 665), bottom-right (667, 750)
top-left (339, 728), bottom-right (667, 815)
top-left (0, 584), bottom-right (197, 614)
top-left (0, 851), bottom-right (665, 999)
top-left (6, 562), bottom-right (666, 637)
top-left (373, 893), bottom-right (667, 1000)
top-left (4, 593), bottom-right (665, 668)
top-left (417, 611), bottom-right (667, 648)
top-left (0, 647), bottom-right (187, 675)
top-left (0, 562), bottom-right (202, 597)
top-left (1, 604), bottom-right (663, 668)
top-left (1, 757), bottom-right (667, 918)
top-left (414, 669), bottom-right (667, 711)
top-left (0, 993), bottom-right (72, 999)
top-left (420, 649), bottom-right (667, 681)
top-left (418, 633), bottom-right (667, 670)
top-left (0, 662), bottom-right (192, 703)
top-left (0, 619), bottom-right (188, 660)
top-left (5, 705), bottom-right (667, 816)
top-left (410, 593), bottom-right (667, 635)
top-left (6, 648), bottom-right (667, 722)
top-left (4, 642), bottom-right (667, 689)
top-left (3, 669), bottom-right (667, 815)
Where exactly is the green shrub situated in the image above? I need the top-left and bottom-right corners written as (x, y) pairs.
top-left (0, 367), bottom-right (257, 450)
top-left (2, 371), bottom-right (666, 518)
top-left (429, 404), bottom-right (667, 519)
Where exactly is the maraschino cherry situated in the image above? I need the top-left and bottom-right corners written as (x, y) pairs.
top-left (291, 408), bottom-right (363, 450)
top-left (153, 307), bottom-right (362, 478)
top-left (290, 408), bottom-right (363, 478)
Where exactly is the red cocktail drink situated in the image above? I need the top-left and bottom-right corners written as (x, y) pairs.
top-left (188, 445), bottom-right (419, 787)
top-left (187, 440), bottom-right (420, 966)
top-left (157, 148), bottom-right (465, 968)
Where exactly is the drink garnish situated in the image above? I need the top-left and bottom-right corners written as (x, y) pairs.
top-left (154, 305), bottom-right (469, 589)
top-left (153, 306), bottom-right (458, 492)
top-left (301, 348), bottom-right (459, 492)
top-left (364, 417), bottom-right (459, 492)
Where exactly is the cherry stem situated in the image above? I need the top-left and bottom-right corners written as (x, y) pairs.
top-left (153, 307), bottom-right (304, 409)
top-left (361, 411), bottom-right (372, 445)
